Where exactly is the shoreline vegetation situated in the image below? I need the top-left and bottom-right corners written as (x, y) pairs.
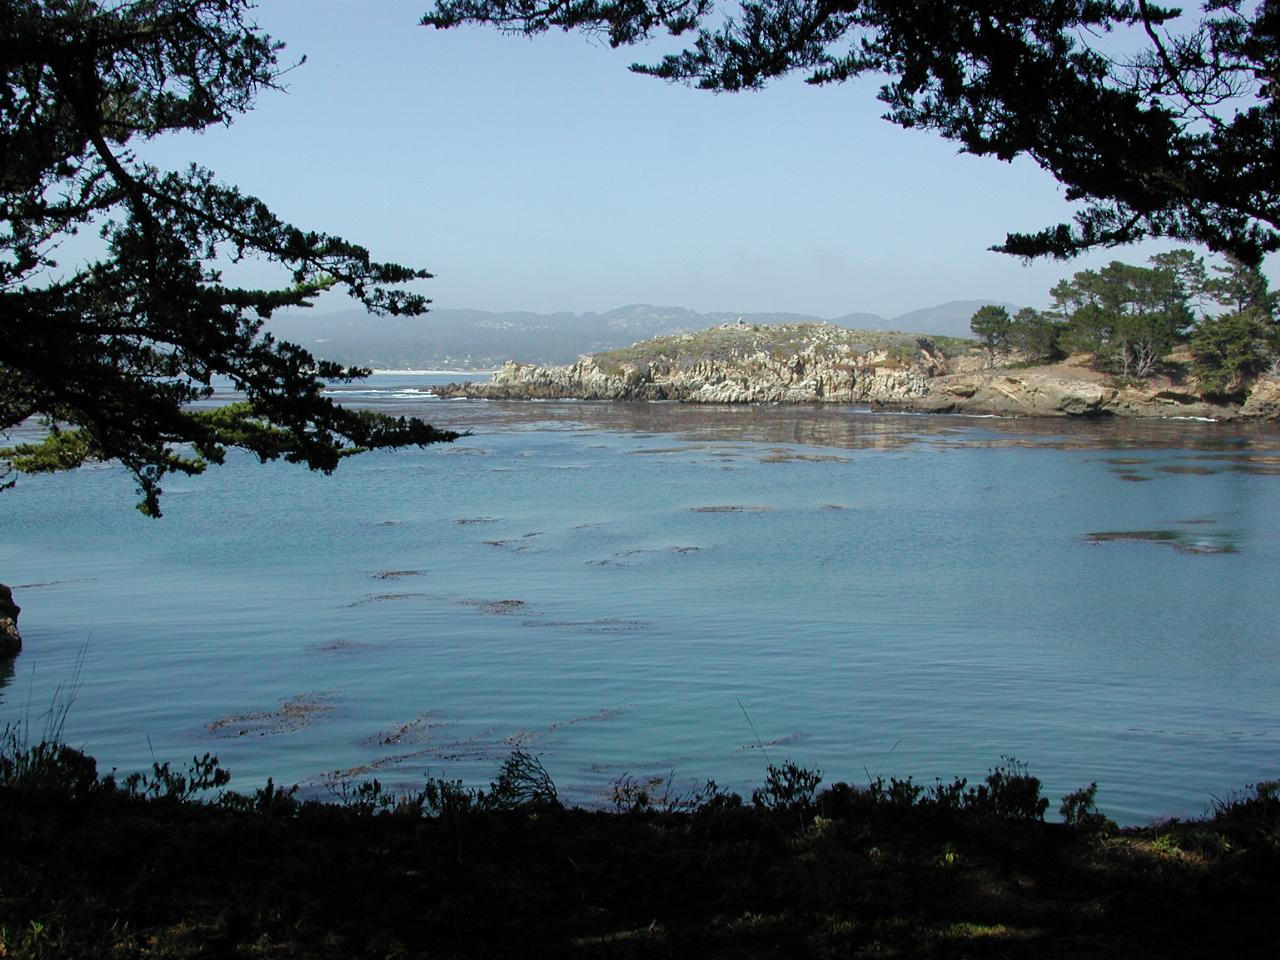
top-left (2, 733), bottom-right (1277, 958)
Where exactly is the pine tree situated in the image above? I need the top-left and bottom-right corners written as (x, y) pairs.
top-left (1, 1), bottom-right (457, 517)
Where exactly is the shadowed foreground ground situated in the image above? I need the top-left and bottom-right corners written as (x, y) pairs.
top-left (1, 745), bottom-right (1277, 959)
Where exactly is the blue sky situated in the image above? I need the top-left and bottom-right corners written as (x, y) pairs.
top-left (140, 0), bottom-right (1276, 319)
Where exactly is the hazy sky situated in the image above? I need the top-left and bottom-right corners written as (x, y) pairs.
top-left (139, 0), bottom-right (1276, 319)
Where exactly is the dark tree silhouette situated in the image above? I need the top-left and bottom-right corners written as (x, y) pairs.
top-left (422, 0), bottom-right (1279, 265)
top-left (1, 0), bottom-right (457, 517)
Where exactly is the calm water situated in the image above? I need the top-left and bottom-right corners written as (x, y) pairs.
top-left (2, 373), bottom-right (1278, 823)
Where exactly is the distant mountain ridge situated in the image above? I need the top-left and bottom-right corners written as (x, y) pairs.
top-left (265, 300), bottom-right (1016, 370)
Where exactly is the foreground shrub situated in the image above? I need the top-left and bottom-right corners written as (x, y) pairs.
top-left (1059, 781), bottom-right (1116, 834)
top-left (1211, 780), bottom-right (1280, 848)
top-left (752, 761), bottom-right (823, 815)
top-left (965, 757), bottom-right (1049, 821)
top-left (812, 758), bottom-right (1051, 825)
top-left (478, 750), bottom-right (560, 811)
top-left (0, 728), bottom-right (101, 799)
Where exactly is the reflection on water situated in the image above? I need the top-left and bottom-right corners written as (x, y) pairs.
top-left (383, 398), bottom-right (1280, 455)
top-left (17, 377), bottom-right (1280, 456)
top-left (0, 654), bottom-right (13, 703)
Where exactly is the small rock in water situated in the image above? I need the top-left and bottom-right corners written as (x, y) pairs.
top-left (0, 584), bottom-right (20, 655)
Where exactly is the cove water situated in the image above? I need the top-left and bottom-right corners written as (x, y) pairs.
top-left (2, 372), bottom-right (1278, 824)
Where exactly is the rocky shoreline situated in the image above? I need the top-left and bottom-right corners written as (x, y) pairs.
top-left (433, 321), bottom-right (1280, 421)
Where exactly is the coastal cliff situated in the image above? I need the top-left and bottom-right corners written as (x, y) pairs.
top-left (436, 321), bottom-right (1280, 420)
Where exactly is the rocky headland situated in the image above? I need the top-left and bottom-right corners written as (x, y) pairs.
top-left (434, 321), bottom-right (1280, 420)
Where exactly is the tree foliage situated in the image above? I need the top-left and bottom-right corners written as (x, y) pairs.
top-left (1, 0), bottom-right (457, 516)
top-left (1006, 307), bottom-right (1064, 363)
top-left (423, 0), bottom-right (1280, 265)
top-left (1047, 257), bottom-right (1194, 376)
top-left (1189, 310), bottom-right (1271, 392)
top-left (969, 304), bottom-right (1010, 365)
top-left (973, 304), bottom-right (1066, 365)
top-left (981, 249), bottom-right (1275, 385)
top-left (1188, 255), bottom-right (1278, 392)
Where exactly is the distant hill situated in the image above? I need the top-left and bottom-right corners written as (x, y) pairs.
top-left (886, 300), bottom-right (1022, 340)
top-left (264, 301), bottom-right (1016, 370)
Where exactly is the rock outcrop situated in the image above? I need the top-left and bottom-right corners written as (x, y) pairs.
top-left (916, 362), bottom-right (1243, 419)
top-left (440, 322), bottom-right (954, 407)
top-left (435, 321), bottom-right (1278, 421)
top-left (1238, 374), bottom-right (1280, 420)
top-left (0, 584), bottom-right (20, 656)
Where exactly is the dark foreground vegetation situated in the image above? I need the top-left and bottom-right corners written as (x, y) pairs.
top-left (2, 736), bottom-right (1278, 959)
